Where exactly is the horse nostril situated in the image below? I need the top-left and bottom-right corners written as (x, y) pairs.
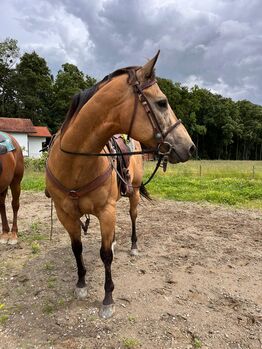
top-left (189, 144), bottom-right (196, 156)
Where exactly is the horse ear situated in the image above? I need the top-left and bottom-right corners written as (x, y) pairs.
top-left (137, 50), bottom-right (160, 82)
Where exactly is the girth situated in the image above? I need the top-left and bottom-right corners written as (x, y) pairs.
top-left (46, 162), bottom-right (112, 199)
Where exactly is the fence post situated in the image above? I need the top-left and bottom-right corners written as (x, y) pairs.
top-left (199, 164), bottom-right (202, 177)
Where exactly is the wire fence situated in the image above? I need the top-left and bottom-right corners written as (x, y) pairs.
top-left (144, 160), bottom-right (262, 180)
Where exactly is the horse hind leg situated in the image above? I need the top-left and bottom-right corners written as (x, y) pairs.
top-left (0, 188), bottom-right (10, 244)
top-left (129, 188), bottom-right (140, 256)
top-left (8, 178), bottom-right (22, 245)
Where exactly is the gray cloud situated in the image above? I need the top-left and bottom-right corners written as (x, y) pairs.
top-left (1, 0), bottom-right (262, 104)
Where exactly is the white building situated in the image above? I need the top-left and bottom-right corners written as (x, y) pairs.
top-left (0, 118), bottom-right (51, 158)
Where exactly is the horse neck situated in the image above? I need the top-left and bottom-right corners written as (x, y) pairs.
top-left (61, 77), bottom-right (131, 154)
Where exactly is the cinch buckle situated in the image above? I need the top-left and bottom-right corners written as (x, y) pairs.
top-left (69, 190), bottom-right (79, 199)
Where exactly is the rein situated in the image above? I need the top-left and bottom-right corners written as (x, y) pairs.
top-left (108, 154), bottom-right (163, 190)
top-left (59, 145), bottom-right (157, 157)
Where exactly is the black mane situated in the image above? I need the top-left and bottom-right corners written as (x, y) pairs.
top-left (60, 66), bottom-right (141, 134)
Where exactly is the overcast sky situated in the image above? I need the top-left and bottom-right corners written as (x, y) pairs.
top-left (1, 0), bottom-right (262, 105)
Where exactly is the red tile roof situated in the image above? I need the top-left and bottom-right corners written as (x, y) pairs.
top-left (0, 118), bottom-right (35, 133)
top-left (0, 118), bottom-right (51, 137)
top-left (29, 126), bottom-right (51, 137)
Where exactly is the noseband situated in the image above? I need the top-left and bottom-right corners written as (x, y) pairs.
top-left (127, 68), bottom-right (182, 157)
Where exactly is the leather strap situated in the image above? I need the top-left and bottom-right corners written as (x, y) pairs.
top-left (46, 162), bottom-right (112, 199)
top-left (127, 91), bottom-right (139, 139)
top-left (163, 119), bottom-right (182, 138)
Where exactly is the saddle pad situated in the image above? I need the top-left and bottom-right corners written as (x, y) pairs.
top-left (0, 131), bottom-right (16, 152)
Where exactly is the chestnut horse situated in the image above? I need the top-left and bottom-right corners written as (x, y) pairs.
top-left (46, 52), bottom-right (195, 318)
top-left (0, 133), bottom-right (24, 245)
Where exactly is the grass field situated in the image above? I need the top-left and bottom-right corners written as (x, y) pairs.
top-left (22, 160), bottom-right (262, 210)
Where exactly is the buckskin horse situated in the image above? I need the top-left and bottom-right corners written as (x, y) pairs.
top-left (45, 51), bottom-right (195, 318)
top-left (0, 132), bottom-right (24, 245)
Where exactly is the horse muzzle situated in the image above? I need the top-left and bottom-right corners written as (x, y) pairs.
top-left (158, 141), bottom-right (196, 164)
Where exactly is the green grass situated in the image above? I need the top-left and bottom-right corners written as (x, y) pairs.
top-left (31, 241), bottom-right (40, 254)
top-left (22, 160), bottom-right (262, 210)
top-left (144, 160), bottom-right (262, 209)
top-left (42, 302), bottom-right (55, 315)
top-left (128, 314), bottom-right (136, 324)
top-left (22, 169), bottom-right (45, 191)
top-left (193, 337), bottom-right (202, 348)
top-left (0, 304), bottom-right (9, 325)
top-left (122, 337), bottom-right (140, 348)
top-left (144, 160), bottom-right (262, 180)
top-left (43, 262), bottom-right (55, 272)
top-left (19, 221), bottom-right (48, 244)
top-left (47, 276), bottom-right (57, 289)
top-left (0, 314), bottom-right (9, 325)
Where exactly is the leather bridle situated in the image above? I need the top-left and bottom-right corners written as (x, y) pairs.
top-left (127, 68), bottom-right (182, 159)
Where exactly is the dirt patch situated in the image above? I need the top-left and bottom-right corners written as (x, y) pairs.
top-left (0, 192), bottom-right (261, 349)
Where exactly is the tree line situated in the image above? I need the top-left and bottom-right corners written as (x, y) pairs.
top-left (0, 38), bottom-right (261, 160)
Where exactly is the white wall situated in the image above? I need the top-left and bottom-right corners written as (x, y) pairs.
top-left (9, 132), bottom-right (28, 156)
top-left (28, 137), bottom-right (45, 158)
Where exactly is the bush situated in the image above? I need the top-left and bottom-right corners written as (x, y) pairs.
top-left (24, 152), bottom-right (48, 172)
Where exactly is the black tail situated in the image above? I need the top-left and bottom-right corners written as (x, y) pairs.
top-left (139, 182), bottom-right (152, 200)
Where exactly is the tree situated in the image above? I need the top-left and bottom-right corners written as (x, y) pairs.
top-left (236, 100), bottom-right (262, 159)
top-left (86, 74), bottom-right (97, 89)
top-left (0, 37), bottom-right (19, 68)
top-left (0, 38), bottom-right (20, 117)
top-left (15, 51), bottom-right (53, 126)
top-left (52, 63), bottom-right (96, 130)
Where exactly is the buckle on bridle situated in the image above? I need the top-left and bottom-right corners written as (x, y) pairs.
top-left (157, 141), bottom-right (173, 156)
top-left (155, 132), bottom-right (162, 142)
top-left (69, 190), bottom-right (79, 199)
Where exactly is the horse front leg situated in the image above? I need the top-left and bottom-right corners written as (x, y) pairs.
top-left (72, 231), bottom-right (87, 299)
top-left (98, 204), bottom-right (116, 319)
top-left (0, 188), bottom-right (10, 244)
top-left (55, 205), bottom-right (87, 299)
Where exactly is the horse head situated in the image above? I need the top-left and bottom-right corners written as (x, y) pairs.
top-left (124, 51), bottom-right (196, 163)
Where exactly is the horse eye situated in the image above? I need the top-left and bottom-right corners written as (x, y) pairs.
top-left (156, 99), bottom-right (168, 109)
